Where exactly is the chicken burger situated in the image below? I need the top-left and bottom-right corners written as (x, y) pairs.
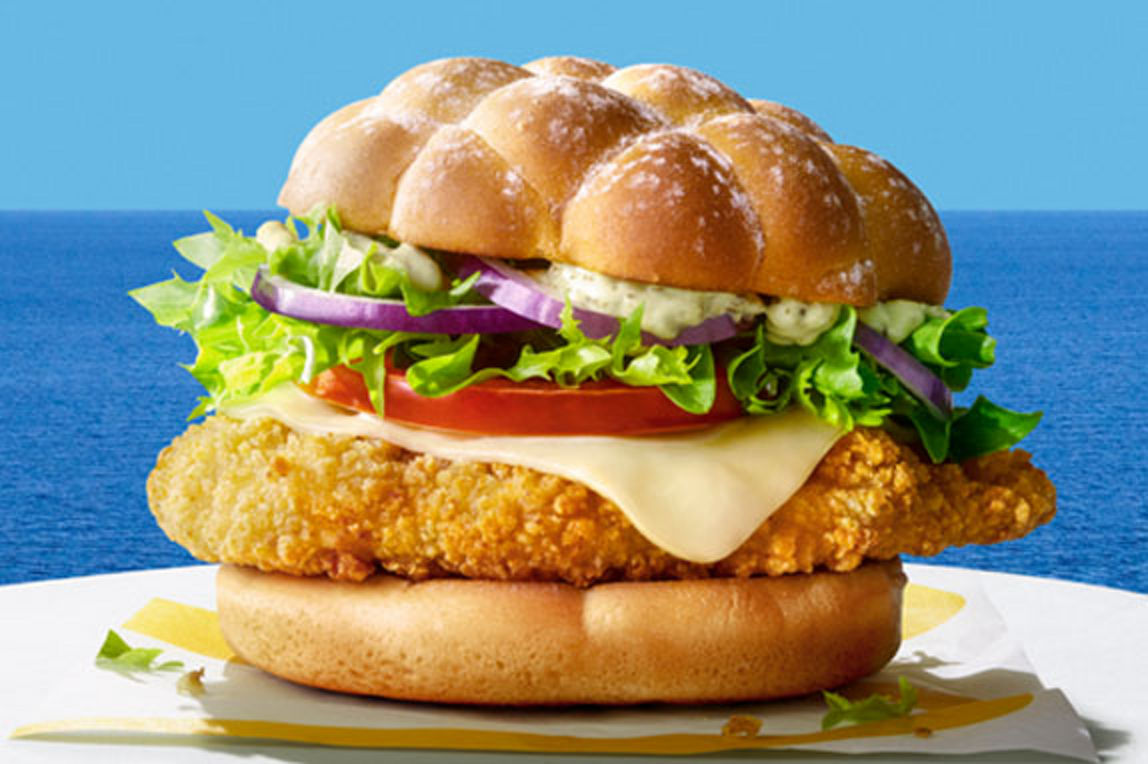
top-left (132, 56), bottom-right (1055, 705)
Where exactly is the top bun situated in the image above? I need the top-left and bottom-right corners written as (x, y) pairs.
top-left (279, 56), bottom-right (950, 306)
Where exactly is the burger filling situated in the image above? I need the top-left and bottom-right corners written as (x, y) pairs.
top-left (131, 208), bottom-right (1040, 463)
top-left (133, 209), bottom-right (1052, 583)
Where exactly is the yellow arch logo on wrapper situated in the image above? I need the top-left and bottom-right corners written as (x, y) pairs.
top-left (902, 582), bottom-right (967, 640)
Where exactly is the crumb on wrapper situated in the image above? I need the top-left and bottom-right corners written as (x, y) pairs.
top-left (721, 714), bottom-right (763, 737)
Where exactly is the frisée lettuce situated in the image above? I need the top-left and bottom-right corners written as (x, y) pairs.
top-left (131, 211), bottom-right (1040, 462)
top-left (130, 211), bottom-right (717, 418)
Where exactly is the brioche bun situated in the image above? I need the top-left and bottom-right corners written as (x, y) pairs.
top-left (218, 559), bottom-right (905, 705)
top-left (279, 56), bottom-right (950, 305)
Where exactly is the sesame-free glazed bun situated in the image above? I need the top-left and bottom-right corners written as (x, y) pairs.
top-left (279, 56), bottom-right (950, 305)
top-left (217, 559), bottom-right (905, 705)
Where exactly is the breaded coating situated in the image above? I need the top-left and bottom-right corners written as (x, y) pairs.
top-left (148, 416), bottom-right (1056, 586)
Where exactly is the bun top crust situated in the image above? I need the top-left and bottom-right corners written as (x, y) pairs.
top-left (279, 56), bottom-right (950, 305)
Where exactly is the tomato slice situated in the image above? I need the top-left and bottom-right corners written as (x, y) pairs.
top-left (308, 364), bottom-right (744, 436)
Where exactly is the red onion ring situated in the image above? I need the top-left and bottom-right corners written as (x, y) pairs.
top-left (457, 256), bottom-right (740, 346)
top-left (251, 268), bottom-right (543, 334)
top-left (853, 322), bottom-right (953, 419)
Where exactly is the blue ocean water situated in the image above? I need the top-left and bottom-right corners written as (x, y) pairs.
top-left (1, 211), bottom-right (1145, 591)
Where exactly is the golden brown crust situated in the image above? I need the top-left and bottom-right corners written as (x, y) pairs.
top-left (748, 98), bottom-right (833, 142)
top-left (523, 55), bottom-right (616, 81)
top-left (278, 57), bottom-right (951, 305)
top-left (217, 559), bottom-right (905, 705)
top-left (694, 114), bottom-right (869, 301)
top-left (823, 144), bottom-right (951, 304)
top-left (148, 416), bottom-right (1055, 585)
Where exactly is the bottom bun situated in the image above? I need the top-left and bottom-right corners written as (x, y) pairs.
top-left (217, 559), bottom-right (906, 705)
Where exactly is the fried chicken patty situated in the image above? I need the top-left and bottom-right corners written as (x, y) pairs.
top-left (147, 415), bottom-right (1056, 585)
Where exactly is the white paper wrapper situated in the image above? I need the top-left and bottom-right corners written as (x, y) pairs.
top-left (9, 564), bottom-right (1097, 761)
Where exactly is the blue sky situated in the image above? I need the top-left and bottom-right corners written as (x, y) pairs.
top-left (2, 0), bottom-right (1144, 210)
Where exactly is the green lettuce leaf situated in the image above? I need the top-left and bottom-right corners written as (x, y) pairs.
top-left (96, 629), bottom-right (184, 673)
top-left (130, 211), bottom-right (483, 416)
top-left (398, 304), bottom-right (713, 410)
top-left (904, 307), bottom-right (995, 391)
top-left (263, 208), bottom-right (478, 312)
top-left (128, 272), bottom-right (199, 330)
top-left (405, 335), bottom-right (502, 396)
top-left (821, 676), bottom-right (918, 730)
top-left (907, 405), bottom-right (952, 464)
top-left (949, 396), bottom-right (1043, 461)
top-left (729, 308), bottom-right (890, 431)
top-left (400, 271), bottom-right (481, 317)
top-left (728, 306), bottom-right (1039, 462)
top-left (657, 345), bottom-right (716, 415)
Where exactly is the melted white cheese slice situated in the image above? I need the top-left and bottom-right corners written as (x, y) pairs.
top-left (225, 385), bottom-right (842, 563)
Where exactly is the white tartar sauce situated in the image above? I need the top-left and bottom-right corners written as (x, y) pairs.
top-left (256, 220), bottom-right (444, 293)
top-left (533, 263), bottom-right (768, 340)
top-left (859, 300), bottom-right (950, 343)
top-left (764, 299), bottom-right (842, 346)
